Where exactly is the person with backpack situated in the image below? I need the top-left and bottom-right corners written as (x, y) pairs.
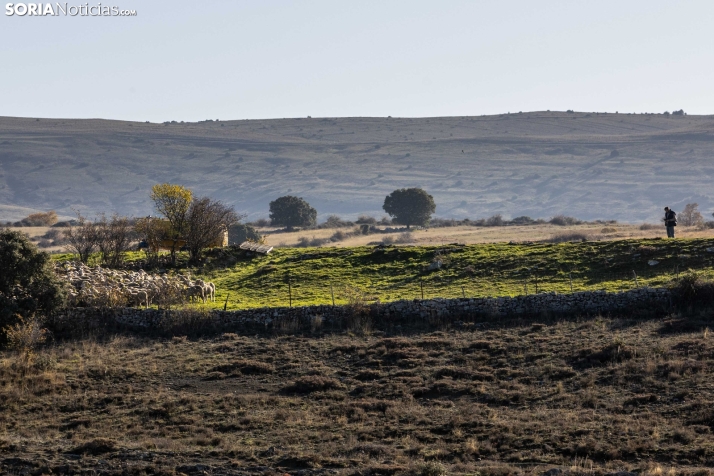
top-left (664, 207), bottom-right (677, 238)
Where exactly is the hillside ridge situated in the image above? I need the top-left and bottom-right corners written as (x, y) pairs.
top-left (1, 111), bottom-right (713, 222)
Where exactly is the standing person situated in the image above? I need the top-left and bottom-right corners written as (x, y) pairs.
top-left (664, 207), bottom-right (677, 238)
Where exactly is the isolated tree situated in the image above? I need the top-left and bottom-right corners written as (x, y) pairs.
top-left (0, 230), bottom-right (66, 332)
top-left (184, 197), bottom-right (240, 263)
top-left (269, 196), bottom-right (317, 231)
top-left (64, 212), bottom-right (100, 264)
top-left (96, 213), bottom-right (135, 267)
top-left (679, 203), bottom-right (704, 226)
top-left (382, 188), bottom-right (436, 229)
top-left (150, 183), bottom-right (193, 264)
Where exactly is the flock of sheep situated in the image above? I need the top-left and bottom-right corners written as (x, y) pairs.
top-left (55, 262), bottom-right (217, 308)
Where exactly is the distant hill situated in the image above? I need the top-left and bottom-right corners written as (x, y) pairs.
top-left (1, 111), bottom-right (713, 222)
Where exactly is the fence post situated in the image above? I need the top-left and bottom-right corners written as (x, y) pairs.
top-left (288, 277), bottom-right (293, 308)
top-left (330, 284), bottom-right (335, 306)
top-left (461, 285), bottom-right (466, 298)
top-left (534, 273), bottom-right (539, 294)
top-left (632, 270), bottom-right (638, 288)
top-left (420, 280), bottom-right (424, 300)
top-left (223, 293), bottom-right (229, 311)
top-left (569, 272), bottom-right (573, 293)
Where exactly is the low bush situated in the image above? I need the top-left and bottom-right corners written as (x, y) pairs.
top-left (319, 215), bottom-right (354, 228)
top-left (639, 223), bottom-right (660, 230)
top-left (550, 215), bottom-right (581, 226)
top-left (544, 232), bottom-right (589, 243)
top-left (671, 271), bottom-right (714, 306)
top-left (394, 232), bottom-right (414, 244)
top-left (295, 236), bottom-right (329, 247)
top-left (355, 215), bottom-right (376, 225)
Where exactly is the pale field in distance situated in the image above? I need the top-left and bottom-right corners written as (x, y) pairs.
top-left (259, 223), bottom-right (714, 248)
top-left (10, 224), bottom-right (713, 256)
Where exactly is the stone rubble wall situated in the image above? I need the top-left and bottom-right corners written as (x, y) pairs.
top-left (49, 287), bottom-right (671, 334)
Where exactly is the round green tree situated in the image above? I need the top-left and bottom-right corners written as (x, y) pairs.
top-left (0, 229), bottom-right (66, 329)
top-left (382, 188), bottom-right (436, 229)
top-left (269, 196), bottom-right (317, 231)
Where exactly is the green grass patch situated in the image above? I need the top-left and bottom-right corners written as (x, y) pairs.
top-left (190, 238), bottom-right (714, 310)
top-left (53, 238), bottom-right (714, 310)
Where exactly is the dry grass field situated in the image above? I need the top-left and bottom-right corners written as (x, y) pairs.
top-left (2, 112), bottom-right (714, 222)
top-left (12, 222), bottom-right (714, 255)
top-left (260, 224), bottom-right (714, 248)
top-left (3, 312), bottom-right (714, 475)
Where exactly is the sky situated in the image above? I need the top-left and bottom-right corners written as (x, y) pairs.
top-left (2, 0), bottom-right (713, 122)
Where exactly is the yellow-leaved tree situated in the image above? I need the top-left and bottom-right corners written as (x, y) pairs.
top-left (149, 183), bottom-right (193, 264)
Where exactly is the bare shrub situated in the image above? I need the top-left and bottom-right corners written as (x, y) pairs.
top-left (320, 215), bottom-right (353, 228)
top-left (550, 215), bottom-right (581, 226)
top-left (381, 235), bottom-right (395, 245)
top-left (330, 230), bottom-right (349, 242)
top-left (134, 217), bottom-right (170, 264)
top-left (395, 232), bottom-right (414, 244)
top-left (355, 215), bottom-right (377, 225)
top-left (671, 271), bottom-right (714, 305)
top-left (4, 316), bottom-right (48, 364)
top-left (185, 197), bottom-right (240, 263)
top-left (41, 228), bottom-right (64, 243)
top-left (64, 213), bottom-right (100, 264)
top-left (343, 286), bottom-right (372, 336)
top-left (680, 203), bottom-right (704, 226)
top-left (429, 218), bottom-right (460, 227)
top-left (295, 236), bottom-right (329, 247)
top-left (96, 213), bottom-right (134, 267)
top-left (485, 214), bottom-right (504, 226)
top-left (639, 223), bottom-right (659, 230)
top-left (544, 232), bottom-right (589, 243)
top-left (600, 227), bottom-right (617, 234)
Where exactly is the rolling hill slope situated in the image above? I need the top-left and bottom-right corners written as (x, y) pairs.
top-left (1, 111), bottom-right (713, 222)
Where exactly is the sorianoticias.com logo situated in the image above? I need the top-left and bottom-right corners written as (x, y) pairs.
top-left (5, 3), bottom-right (137, 16)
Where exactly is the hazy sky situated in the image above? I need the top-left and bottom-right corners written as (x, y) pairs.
top-left (2, 0), bottom-right (713, 122)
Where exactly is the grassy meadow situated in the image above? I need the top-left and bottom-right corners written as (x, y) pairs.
top-left (52, 235), bottom-right (714, 310)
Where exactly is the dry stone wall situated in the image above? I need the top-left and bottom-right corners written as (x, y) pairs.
top-left (49, 287), bottom-right (671, 335)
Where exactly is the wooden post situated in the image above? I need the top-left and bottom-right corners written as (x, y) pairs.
top-left (330, 284), bottom-right (335, 306)
top-left (420, 280), bottom-right (424, 300)
top-left (534, 273), bottom-right (539, 294)
top-left (223, 293), bottom-right (229, 311)
top-left (569, 272), bottom-right (573, 293)
top-left (632, 270), bottom-right (638, 288)
top-left (288, 278), bottom-right (292, 308)
top-left (461, 285), bottom-right (466, 298)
